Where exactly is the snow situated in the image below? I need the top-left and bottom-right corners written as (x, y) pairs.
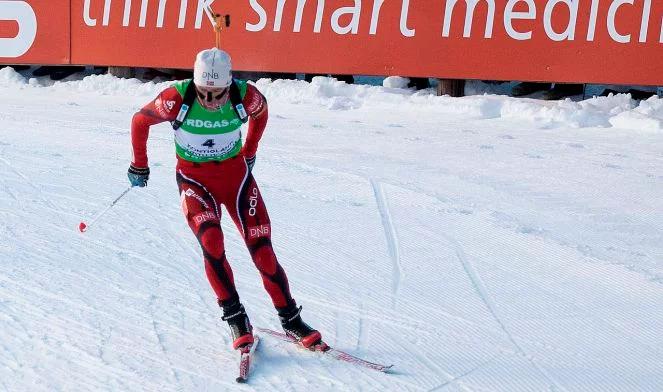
top-left (382, 76), bottom-right (411, 89)
top-left (0, 67), bottom-right (27, 86)
top-left (1, 67), bottom-right (662, 391)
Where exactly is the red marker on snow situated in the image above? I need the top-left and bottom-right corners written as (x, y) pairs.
top-left (78, 222), bottom-right (88, 232)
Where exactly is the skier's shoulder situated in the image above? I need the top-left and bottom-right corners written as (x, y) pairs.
top-left (152, 83), bottom-right (184, 119)
top-left (238, 81), bottom-right (267, 116)
top-left (171, 79), bottom-right (192, 98)
top-left (232, 78), bottom-right (250, 96)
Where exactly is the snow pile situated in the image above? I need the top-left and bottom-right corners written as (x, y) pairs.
top-left (499, 94), bottom-right (636, 128)
top-left (255, 76), bottom-right (413, 111)
top-left (0, 69), bottom-right (168, 96)
top-left (609, 95), bottom-right (663, 131)
top-left (2, 70), bottom-right (662, 132)
top-left (406, 94), bottom-right (505, 118)
top-left (0, 66), bottom-right (27, 87)
top-left (256, 77), bottom-right (662, 131)
top-left (48, 74), bottom-right (169, 96)
top-left (382, 76), bottom-right (410, 89)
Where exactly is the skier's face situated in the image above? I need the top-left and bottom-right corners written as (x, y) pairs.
top-left (195, 85), bottom-right (230, 110)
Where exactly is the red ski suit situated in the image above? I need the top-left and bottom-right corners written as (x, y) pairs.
top-left (131, 83), bottom-right (294, 309)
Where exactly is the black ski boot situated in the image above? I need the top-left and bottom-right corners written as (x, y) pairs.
top-left (278, 304), bottom-right (322, 348)
top-left (220, 300), bottom-right (254, 350)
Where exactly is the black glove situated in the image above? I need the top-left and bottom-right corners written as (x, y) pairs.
top-left (245, 155), bottom-right (256, 172)
top-left (127, 164), bottom-right (150, 187)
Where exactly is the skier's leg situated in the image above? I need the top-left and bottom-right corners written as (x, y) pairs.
top-left (178, 171), bottom-right (254, 348)
top-left (177, 172), bottom-right (239, 304)
top-left (225, 167), bottom-right (294, 309)
top-left (228, 168), bottom-right (321, 347)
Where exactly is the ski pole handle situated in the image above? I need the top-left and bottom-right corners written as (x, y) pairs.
top-left (79, 186), bottom-right (133, 232)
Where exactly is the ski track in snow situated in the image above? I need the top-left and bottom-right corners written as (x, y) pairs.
top-left (440, 232), bottom-right (567, 392)
top-left (427, 354), bottom-right (500, 392)
top-left (370, 178), bottom-right (403, 309)
top-left (148, 294), bottom-right (184, 391)
top-left (0, 156), bottom-right (64, 215)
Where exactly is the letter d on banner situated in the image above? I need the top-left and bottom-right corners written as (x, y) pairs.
top-left (0, 1), bottom-right (37, 58)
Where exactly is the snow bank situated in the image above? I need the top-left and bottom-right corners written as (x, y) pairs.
top-left (0, 67), bottom-right (27, 87)
top-left (382, 76), bottom-right (410, 89)
top-left (45, 74), bottom-right (171, 96)
top-left (257, 77), bottom-right (663, 132)
top-left (254, 76), bottom-right (414, 111)
top-left (609, 95), bottom-right (663, 131)
top-left (0, 69), bottom-right (168, 96)
top-left (499, 94), bottom-right (636, 128)
top-left (2, 70), bottom-right (661, 132)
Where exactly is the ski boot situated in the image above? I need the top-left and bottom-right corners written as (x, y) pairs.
top-left (221, 300), bottom-right (254, 350)
top-left (278, 304), bottom-right (322, 348)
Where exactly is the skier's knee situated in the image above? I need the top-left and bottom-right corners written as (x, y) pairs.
top-left (252, 245), bottom-right (278, 276)
top-left (199, 226), bottom-right (224, 259)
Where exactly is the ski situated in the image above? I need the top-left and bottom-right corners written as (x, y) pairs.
top-left (256, 327), bottom-right (393, 373)
top-left (236, 335), bottom-right (260, 383)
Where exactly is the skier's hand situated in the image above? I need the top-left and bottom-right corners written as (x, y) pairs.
top-left (245, 155), bottom-right (256, 172)
top-left (128, 164), bottom-right (150, 187)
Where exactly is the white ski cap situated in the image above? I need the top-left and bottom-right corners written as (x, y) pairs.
top-left (193, 48), bottom-right (232, 88)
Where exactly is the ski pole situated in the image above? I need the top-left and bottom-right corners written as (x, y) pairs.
top-left (78, 186), bottom-right (133, 232)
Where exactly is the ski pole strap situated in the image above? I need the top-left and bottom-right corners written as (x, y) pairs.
top-left (229, 80), bottom-right (248, 124)
top-left (172, 80), bottom-right (198, 130)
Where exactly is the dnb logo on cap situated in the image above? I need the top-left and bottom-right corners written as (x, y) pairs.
top-left (203, 71), bottom-right (220, 86)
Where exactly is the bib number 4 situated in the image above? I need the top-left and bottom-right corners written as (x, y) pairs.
top-left (202, 139), bottom-right (216, 148)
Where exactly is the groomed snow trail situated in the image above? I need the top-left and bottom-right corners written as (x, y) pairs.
top-left (1, 72), bottom-right (663, 391)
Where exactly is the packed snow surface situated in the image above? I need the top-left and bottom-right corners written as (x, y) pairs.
top-left (1, 68), bottom-right (663, 391)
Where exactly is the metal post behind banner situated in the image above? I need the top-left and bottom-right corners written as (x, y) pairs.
top-left (204, 4), bottom-right (231, 49)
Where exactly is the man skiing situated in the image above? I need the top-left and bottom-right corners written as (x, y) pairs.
top-left (128, 48), bottom-right (322, 350)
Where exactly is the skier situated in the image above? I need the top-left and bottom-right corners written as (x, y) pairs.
top-left (127, 48), bottom-right (322, 350)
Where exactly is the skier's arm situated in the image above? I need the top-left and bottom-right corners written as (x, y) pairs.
top-left (131, 87), bottom-right (182, 167)
top-left (240, 84), bottom-right (268, 159)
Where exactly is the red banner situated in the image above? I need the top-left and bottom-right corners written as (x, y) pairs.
top-left (0, 0), bottom-right (69, 63)
top-left (1, 0), bottom-right (662, 86)
top-left (70, 0), bottom-right (214, 68)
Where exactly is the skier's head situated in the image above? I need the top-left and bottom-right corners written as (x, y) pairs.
top-left (194, 48), bottom-right (232, 88)
top-left (193, 48), bottom-right (232, 110)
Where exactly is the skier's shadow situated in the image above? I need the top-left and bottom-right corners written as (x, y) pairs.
top-left (254, 343), bottom-right (319, 374)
